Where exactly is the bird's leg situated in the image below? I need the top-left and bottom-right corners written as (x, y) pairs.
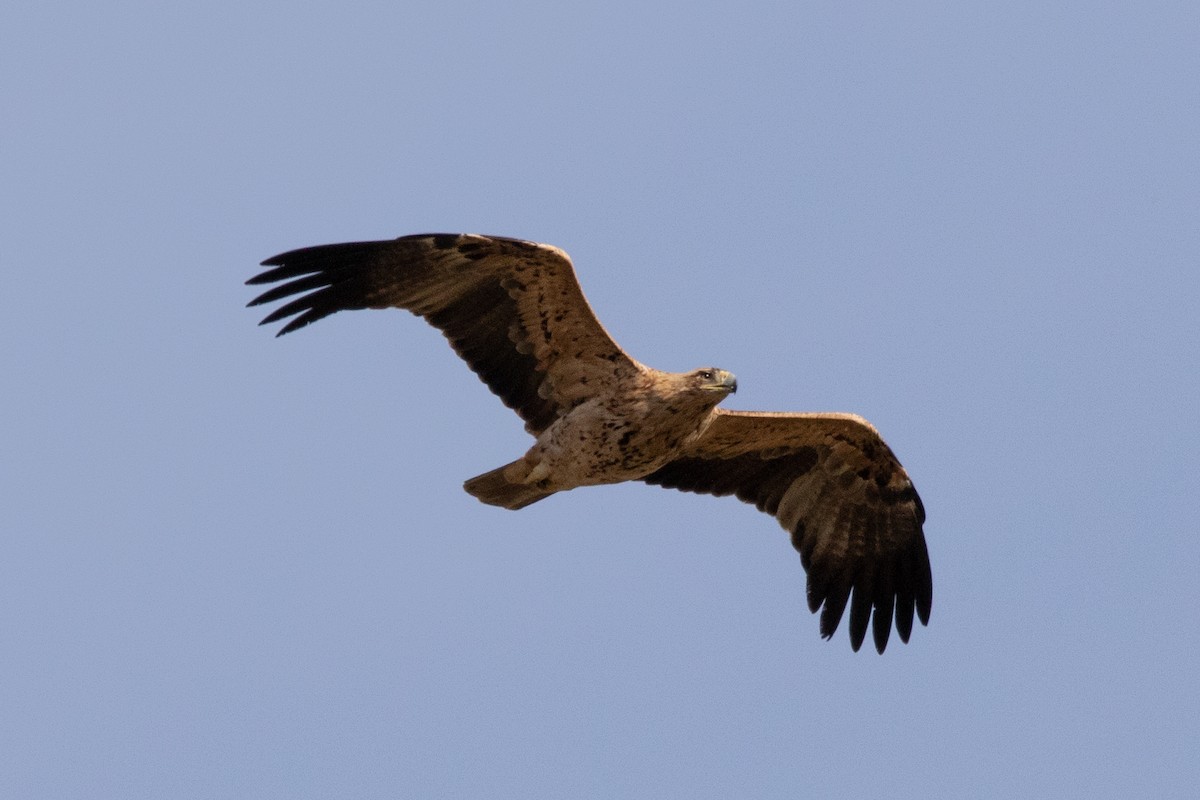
top-left (524, 461), bottom-right (552, 488)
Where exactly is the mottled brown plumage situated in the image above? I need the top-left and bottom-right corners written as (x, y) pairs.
top-left (247, 233), bottom-right (932, 652)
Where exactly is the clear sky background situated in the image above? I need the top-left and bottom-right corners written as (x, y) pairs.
top-left (3, 2), bottom-right (1197, 797)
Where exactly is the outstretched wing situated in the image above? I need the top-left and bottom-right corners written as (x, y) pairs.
top-left (643, 409), bottom-right (931, 653)
top-left (247, 234), bottom-right (641, 434)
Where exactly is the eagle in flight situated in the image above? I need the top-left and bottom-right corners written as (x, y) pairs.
top-left (248, 233), bottom-right (932, 653)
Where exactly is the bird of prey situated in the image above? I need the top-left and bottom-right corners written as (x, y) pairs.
top-left (247, 233), bottom-right (932, 652)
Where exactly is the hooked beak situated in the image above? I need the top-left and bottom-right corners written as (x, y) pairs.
top-left (720, 370), bottom-right (738, 394)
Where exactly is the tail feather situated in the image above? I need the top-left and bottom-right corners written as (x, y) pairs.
top-left (463, 463), bottom-right (556, 510)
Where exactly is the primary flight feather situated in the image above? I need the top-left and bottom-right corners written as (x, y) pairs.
top-left (247, 233), bottom-right (932, 653)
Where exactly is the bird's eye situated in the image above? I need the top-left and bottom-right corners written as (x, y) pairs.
top-left (699, 370), bottom-right (713, 380)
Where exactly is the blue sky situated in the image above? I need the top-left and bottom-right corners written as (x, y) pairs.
top-left (3, 2), bottom-right (1197, 797)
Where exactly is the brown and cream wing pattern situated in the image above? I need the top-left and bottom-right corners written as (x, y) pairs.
top-left (247, 234), bottom-right (640, 434)
top-left (643, 409), bottom-right (932, 653)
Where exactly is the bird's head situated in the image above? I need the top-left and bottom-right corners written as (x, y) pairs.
top-left (690, 367), bottom-right (738, 397)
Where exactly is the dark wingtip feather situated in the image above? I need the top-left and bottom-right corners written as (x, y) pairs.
top-left (248, 240), bottom-right (411, 335)
top-left (872, 593), bottom-right (895, 654)
top-left (276, 311), bottom-right (326, 336)
top-left (247, 272), bottom-right (332, 308)
top-left (848, 587), bottom-right (872, 653)
top-left (817, 580), bottom-right (852, 641)
top-left (894, 592), bottom-right (916, 643)
top-left (918, 597), bottom-right (932, 627)
top-left (246, 259), bottom-right (309, 285)
top-left (915, 554), bottom-right (933, 627)
top-left (805, 568), bottom-right (826, 614)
